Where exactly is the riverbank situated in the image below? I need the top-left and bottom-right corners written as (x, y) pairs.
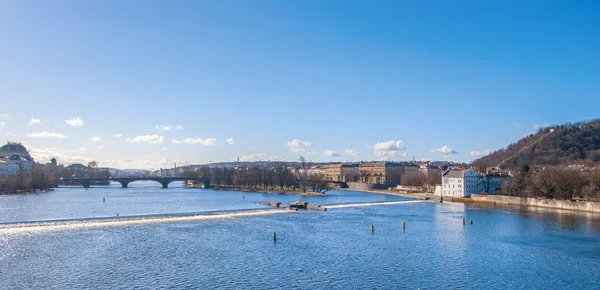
top-left (187, 184), bottom-right (325, 196)
top-left (338, 187), bottom-right (430, 200)
top-left (465, 194), bottom-right (600, 213)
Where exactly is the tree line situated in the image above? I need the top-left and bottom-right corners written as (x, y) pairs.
top-left (183, 156), bottom-right (333, 193)
top-left (501, 165), bottom-right (600, 201)
top-left (0, 161), bottom-right (111, 194)
top-left (400, 171), bottom-right (441, 187)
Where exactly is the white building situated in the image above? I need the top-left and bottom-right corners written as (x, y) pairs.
top-left (439, 168), bottom-right (480, 198)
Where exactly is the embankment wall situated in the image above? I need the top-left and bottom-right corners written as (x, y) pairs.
top-left (470, 194), bottom-right (600, 213)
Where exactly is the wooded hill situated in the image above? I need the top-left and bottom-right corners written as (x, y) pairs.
top-left (472, 119), bottom-right (600, 169)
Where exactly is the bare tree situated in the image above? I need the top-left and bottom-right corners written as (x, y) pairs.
top-left (401, 172), bottom-right (427, 186)
top-left (531, 167), bottom-right (558, 198)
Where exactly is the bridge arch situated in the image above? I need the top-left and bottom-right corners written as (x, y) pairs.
top-left (59, 177), bottom-right (210, 189)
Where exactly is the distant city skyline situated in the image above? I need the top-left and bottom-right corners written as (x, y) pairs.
top-left (0, 1), bottom-right (598, 169)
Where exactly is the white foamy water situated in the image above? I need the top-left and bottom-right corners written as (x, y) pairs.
top-left (324, 200), bottom-right (425, 209)
top-left (0, 209), bottom-right (291, 234)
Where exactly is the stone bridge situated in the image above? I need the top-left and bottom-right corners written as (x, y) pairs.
top-left (61, 177), bottom-right (210, 188)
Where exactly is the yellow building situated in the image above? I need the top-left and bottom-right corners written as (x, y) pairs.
top-left (326, 164), bottom-right (357, 182)
top-left (358, 162), bottom-right (404, 186)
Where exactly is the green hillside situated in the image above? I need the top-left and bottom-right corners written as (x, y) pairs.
top-left (472, 119), bottom-right (600, 168)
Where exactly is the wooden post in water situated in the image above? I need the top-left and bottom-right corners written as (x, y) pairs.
top-left (402, 221), bottom-right (406, 231)
top-left (462, 217), bottom-right (466, 225)
top-left (273, 232), bottom-right (276, 242)
top-left (370, 224), bottom-right (374, 233)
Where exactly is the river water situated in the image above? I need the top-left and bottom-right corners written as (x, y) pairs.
top-left (1, 182), bottom-right (599, 289)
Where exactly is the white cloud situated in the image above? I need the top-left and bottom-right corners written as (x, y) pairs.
top-left (323, 150), bottom-right (341, 157)
top-left (156, 125), bottom-right (183, 131)
top-left (269, 156), bottom-right (284, 161)
top-left (112, 133), bottom-right (123, 138)
top-left (372, 140), bottom-right (406, 160)
top-left (172, 139), bottom-right (182, 144)
top-left (182, 137), bottom-right (217, 146)
top-left (287, 139), bottom-right (312, 153)
top-left (429, 145), bottom-right (459, 155)
top-left (373, 140), bottom-right (406, 151)
top-left (0, 122), bottom-right (4, 126)
top-left (344, 149), bottom-right (360, 158)
top-left (533, 122), bottom-right (549, 129)
top-left (77, 147), bottom-right (87, 151)
top-left (26, 145), bottom-right (189, 170)
top-left (126, 135), bottom-right (164, 144)
top-left (161, 147), bottom-right (168, 151)
top-left (512, 122), bottom-right (521, 128)
top-left (96, 146), bottom-right (104, 150)
top-left (232, 153), bottom-right (283, 162)
top-left (0, 114), bottom-right (11, 119)
top-left (420, 157), bottom-right (432, 161)
top-left (28, 118), bottom-right (41, 125)
top-left (5, 132), bottom-right (17, 137)
top-left (91, 136), bottom-right (101, 143)
top-left (65, 117), bottom-right (84, 127)
top-left (226, 138), bottom-right (234, 145)
top-left (470, 149), bottom-right (493, 157)
top-left (26, 131), bottom-right (67, 138)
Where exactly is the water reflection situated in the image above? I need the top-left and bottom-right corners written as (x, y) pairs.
top-left (0, 192), bottom-right (599, 288)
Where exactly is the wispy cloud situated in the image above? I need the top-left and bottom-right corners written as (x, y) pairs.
top-left (344, 149), bottom-right (360, 158)
top-left (96, 146), bottom-right (104, 150)
top-left (91, 136), bottom-right (101, 143)
top-left (323, 150), bottom-right (341, 157)
top-left (0, 122), bottom-right (4, 126)
top-left (5, 132), bottom-right (17, 136)
top-left (533, 122), bottom-right (549, 129)
top-left (0, 114), bottom-right (11, 119)
top-left (112, 133), bottom-right (123, 138)
top-left (430, 145), bottom-right (459, 155)
top-left (156, 125), bottom-right (183, 131)
top-left (182, 138), bottom-right (217, 146)
top-left (232, 153), bottom-right (284, 162)
top-left (172, 139), bottom-right (182, 144)
top-left (234, 153), bottom-right (268, 162)
top-left (65, 117), bottom-right (84, 127)
top-left (126, 135), bottom-right (164, 144)
top-left (26, 131), bottom-right (67, 138)
top-left (226, 138), bottom-right (234, 145)
top-left (287, 139), bottom-right (312, 153)
top-left (28, 118), bottom-right (41, 125)
top-left (470, 149), bottom-right (492, 157)
top-left (512, 122), bottom-right (521, 128)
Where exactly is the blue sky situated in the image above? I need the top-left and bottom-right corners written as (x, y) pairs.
top-left (0, 0), bottom-right (598, 169)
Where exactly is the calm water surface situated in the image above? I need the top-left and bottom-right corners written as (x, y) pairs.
top-left (1, 184), bottom-right (599, 289)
